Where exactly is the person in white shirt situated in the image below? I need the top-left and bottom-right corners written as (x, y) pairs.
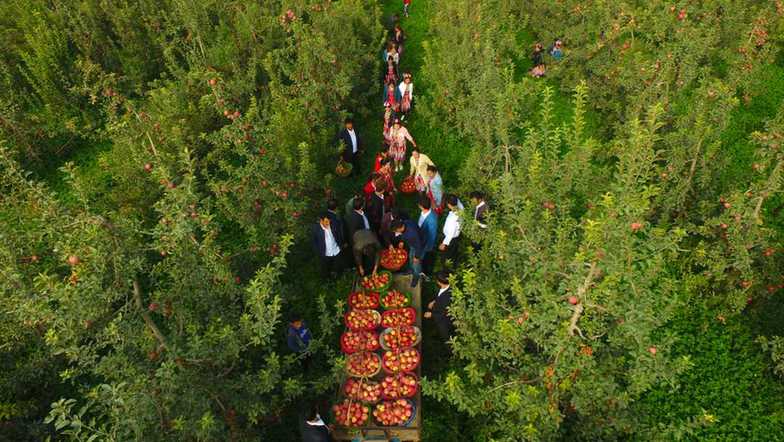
top-left (312, 213), bottom-right (343, 278)
top-left (438, 194), bottom-right (462, 265)
top-left (301, 403), bottom-right (333, 442)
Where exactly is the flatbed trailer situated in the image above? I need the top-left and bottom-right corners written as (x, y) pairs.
top-left (333, 273), bottom-right (422, 442)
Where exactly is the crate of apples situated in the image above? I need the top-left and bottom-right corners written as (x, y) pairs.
top-left (381, 307), bottom-right (416, 328)
top-left (344, 309), bottom-right (381, 331)
top-left (400, 176), bottom-right (417, 194)
top-left (380, 373), bottom-right (418, 400)
top-left (382, 348), bottom-right (420, 373)
top-left (380, 326), bottom-right (420, 351)
top-left (341, 330), bottom-right (380, 354)
top-left (360, 271), bottom-right (391, 291)
top-left (381, 289), bottom-right (410, 309)
top-left (349, 291), bottom-right (380, 310)
top-left (347, 351), bottom-right (382, 377)
top-left (373, 399), bottom-right (415, 426)
top-left (344, 378), bottom-right (382, 403)
top-left (380, 248), bottom-right (408, 271)
top-left (333, 400), bottom-right (369, 427)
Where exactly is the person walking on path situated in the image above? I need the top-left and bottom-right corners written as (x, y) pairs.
top-left (312, 213), bottom-right (344, 278)
top-left (382, 100), bottom-right (397, 142)
top-left (335, 118), bottom-right (363, 177)
top-left (417, 196), bottom-right (438, 278)
top-left (392, 23), bottom-right (406, 57)
top-left (402, 0), bottom-right (411, 17)
top-left (438, 194), bottom-right (463, 266)
top-left (352, 229), bottom-right (381, 277)
top-left (398, 73), bottom-right (414, 119)
top-left (390, 219), bottom-right (425, 288)
top-left (409, 148), bottom-right (435, 193)
top-left (426, 165), bottom-right (444, 213)
top-left (424, 270), bottom-right (454, 343)
top-left (383, 57), bottom-right (399, 89)
top-left (388, 118), bottom-right (416, 172)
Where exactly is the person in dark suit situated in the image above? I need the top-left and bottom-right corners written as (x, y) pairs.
top-left (390, 219), bottom-right (424, 287)
top-left (469, 191), bottom-right (488, 229)
top-left (346, 197), bottom-right (371, 246)
top-left (417, 196), bottom-right (438, 278)
top-left (366, 181), bottom-right (389, 233)
top-left (335, 118), bottom-right (363, 177)
top-left (301, 403), bottom-right (333, 442)
top-left (325, 199), bottom-right (346, 249)
top-left (424, 270), bottom-right (454, 343)
top-left (311, 213), bottom-right (344, 278)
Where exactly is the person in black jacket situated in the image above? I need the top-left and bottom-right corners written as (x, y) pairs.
top-left (346, 197), bottom-right (371, 246)
top-left (424, 270), bottom-right (454, 342)
top-left (366, 182), bottom-right (389, 233)
top-left (335, 118), bottom-right (363, 177)
top-left (301, 403), bottom-right (333, 442)
top-left (326, 198), bottom-right (347, 249)
top-left (311, 213), bottom-right (344, 278)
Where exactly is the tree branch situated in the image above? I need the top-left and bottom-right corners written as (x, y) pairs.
top-left (133, 280), bottom-right (169, 350)
top-left (568, 262), bottom-right (599, 338)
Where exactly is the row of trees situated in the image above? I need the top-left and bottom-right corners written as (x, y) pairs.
top-left (418, 0), bottom-right (784, 439)
top-left (1, 1), bottom-right (383, 440)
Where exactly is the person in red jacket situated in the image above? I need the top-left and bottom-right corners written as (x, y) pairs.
top-left (403, 0), bottom-right (411, 17)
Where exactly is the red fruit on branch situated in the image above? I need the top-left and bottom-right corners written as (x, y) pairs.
top-left (30, 255), bottom-right (39, 263)
top-left (630, 222), bottom-right (643, 232)
top-left (144, 163), bottom-right (153, 172)
top-left (148, 302), bottom-right (159, 312)
top-left (764, 247), bottom-right (776, 257)
top-left (648, 346), bottom-right (657, 356)
top-left (677, 9), bottom-right (687, 20)
top-left (67, 255), bottom-right (80, 266)
top-left (568, 296), bottom-right (579, 305)
top-left (720, 223), bottom-right (728, 230)
top-left (209, 78), bottom-right (217, 86)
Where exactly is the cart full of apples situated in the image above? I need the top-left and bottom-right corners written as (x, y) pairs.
top-left (333, 274), bottom-right (423, 438)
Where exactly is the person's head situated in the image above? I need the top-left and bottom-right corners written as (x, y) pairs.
top-left (435, 270), bottom-right (451, 287)
top-left (344, 117), bottom-right (354, 130)
top-left (418, 196), bottom-right (432, 212)
top-left (387, 82), bottom-right (396, 92)
top-left (411, 147), bottom-right (420, 159)
top-left (387, 41), bottom-right (395, 52)
top-left (327, 199), bottom-right (338, 212)
top-left (374, 178), bottom-right (387, 194)
top-left (446, 194), bottom-right (459, 210)
top-left (305, 403), bottom-right (319, 422)
top-left (426, 165), bottom-right (438, 179)
top-left (394, 23), bottom-right (402, 32)
top-left (318, 212), bottom-right (331, 228)
top-left (353, 197), bottom-right (365, 211)
top-left (362, 241), bottom-right (380, 257)
top-left (290, 313), bottom-right (303, 329)
top-left (469, 191), bottom-right (485, 203)
top-left (535, 42), bottom-right (543, 51)
top-left (403, 73), bottom-right (412, 83)
top-left (391, 220), bottom-right (405, 233)
top-left (393, 118), bottom-right (402, 128)
top-left (379, 149), bottom-right (389, 158)
top-left (555, 39), bottom-right (562, 48)
top-left (380, 158), bottom-right (392, 172)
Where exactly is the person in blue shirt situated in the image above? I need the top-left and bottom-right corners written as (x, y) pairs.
top-left (287, 314), bottom-right (312, 354)
top-left (390, 219), bottom-right (424, 287)
top-left (549, 39), bottom-right (564, 61)
top-left (417, 195), bottom-right (438, 278)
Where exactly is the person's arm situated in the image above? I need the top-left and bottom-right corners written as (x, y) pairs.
top-left (409, 157), bottom-right (416, 176)
top-left (404, 128), bottom-right (416, 146)
top-left (353, 243), bottom-right (364, 274)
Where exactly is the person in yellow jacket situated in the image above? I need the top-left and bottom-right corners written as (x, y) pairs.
top-left (409, 148), bottom-right (435, 192)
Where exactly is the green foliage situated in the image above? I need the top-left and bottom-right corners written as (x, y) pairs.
top-left (635, 305), bottom-right (784, 441)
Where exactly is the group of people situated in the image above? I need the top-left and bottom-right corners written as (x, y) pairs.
top-left (530, 38), bottom-right (564, 78)
top-left (302, 6), bottom-right (491, 440)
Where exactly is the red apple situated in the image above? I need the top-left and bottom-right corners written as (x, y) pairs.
top-left (148, 302), bottom-right (159, 312)
top-left (648, 346), bottom-right (657, 355)
top-left (144, 163), bottom-right (153, 172)
top-left (630, 222), bottom-right (643, 232)
top-left (209, 78), bottom-right (217, 86)
top-left (568, 296), bottom-right (579, 305)
top-left (67, 255), bottom-right (80, 266)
